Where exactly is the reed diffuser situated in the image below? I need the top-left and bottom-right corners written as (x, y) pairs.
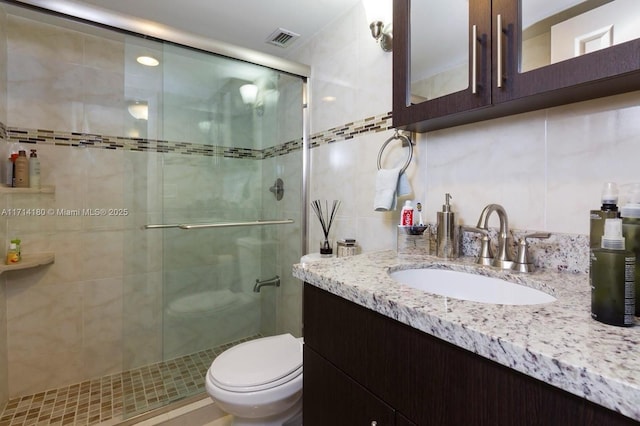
top-left (311, 199), bottom-right (341, 255)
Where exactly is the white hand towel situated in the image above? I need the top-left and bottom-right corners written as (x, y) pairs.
top-left (374, 167), bottom-right (401, 211)
top-left (397, 172), bottom-right (413, 197)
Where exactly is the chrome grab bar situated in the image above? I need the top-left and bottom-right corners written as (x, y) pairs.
top-left (144, 223), bottom-right (183, 229)
top-left (143, 219), bottom-right (294, 230)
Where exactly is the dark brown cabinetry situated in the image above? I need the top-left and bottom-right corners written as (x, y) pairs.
top-left (303, 283), bottom-right (639, 425)
top-left (393, 0), bottom-right (640, 132)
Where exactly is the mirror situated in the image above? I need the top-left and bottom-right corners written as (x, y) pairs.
top-left (409, 1), bottom-right (469, 105)
top-left (521, 0), bottom-right (640, 72)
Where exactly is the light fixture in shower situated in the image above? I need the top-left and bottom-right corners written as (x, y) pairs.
top-left (128, 101), bottom-right (149, 120)
top-left (239, 84), bottom-right (258, 104)
top-left (363, 0), bottom-right (393, 52)
top-left (137, 55), bottom-right (159, 66)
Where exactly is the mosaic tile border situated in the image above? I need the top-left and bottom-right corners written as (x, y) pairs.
top-left (0, 121), bottom-right (7, 141)
top-left (309, 112), bottom-right (393, 148)
top-left (0, 112), bottom-right (393, 160)
top-left (0, 334), bottom-right (260, 426)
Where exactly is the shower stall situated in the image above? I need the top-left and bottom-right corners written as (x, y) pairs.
top-left (0, 1), bottom-right (307, 423)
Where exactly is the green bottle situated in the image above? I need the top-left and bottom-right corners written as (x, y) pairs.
top-left (621, 183), bottom-right (640, 316)
top-left (590, 218), bottom-right (635, 327)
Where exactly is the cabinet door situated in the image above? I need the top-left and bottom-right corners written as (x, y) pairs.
top-left (303, 346), bottom-right (396, 426)
top-left (492, 0), bottom-right (640, 105)
top-left (392, 0), bottom-right (492, 132)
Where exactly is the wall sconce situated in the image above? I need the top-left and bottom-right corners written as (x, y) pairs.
top-left (363, 0), bottom-right (393, 52)
top-left (127, 101), bottom-right (148, 120)
top-left (239, 84), bottom-right (258, 104)
top-left (239, 83), bottom-right (266, 116)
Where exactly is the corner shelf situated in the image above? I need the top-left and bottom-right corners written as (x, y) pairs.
top-left (0, 252), bottom-right (55, 275)
top-left (0, 185), bottom-right (55, 194)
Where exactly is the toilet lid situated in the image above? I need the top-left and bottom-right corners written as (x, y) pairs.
top-left (210, 334), bottom-right (302, 392)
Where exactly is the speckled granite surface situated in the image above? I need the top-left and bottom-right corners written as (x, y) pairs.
top-left (293, 251), bottom-right (640, 422)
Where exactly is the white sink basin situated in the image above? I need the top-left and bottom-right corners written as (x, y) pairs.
top-left (389, 268), bottom-right (556, 305)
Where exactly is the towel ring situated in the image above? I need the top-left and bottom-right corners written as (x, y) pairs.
top-left (377, 131), bottom-right (413, 174)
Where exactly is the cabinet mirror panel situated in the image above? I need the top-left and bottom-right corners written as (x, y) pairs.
top-left (521, 0), bottom-right (640, 73)
top-left (410, 0), bottom-right (469, 105)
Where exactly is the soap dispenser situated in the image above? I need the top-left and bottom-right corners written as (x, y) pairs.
top-left (590, 218), bottom-right (635, 327)
top-left (436, 193), bottom-right (459, 258)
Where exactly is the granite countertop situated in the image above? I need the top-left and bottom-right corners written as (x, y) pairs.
top-left (292, 250), bottom-right (640, 422)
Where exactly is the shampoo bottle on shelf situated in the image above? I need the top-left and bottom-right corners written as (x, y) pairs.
top-left (29, 149), bottom-right (40, 189)
top-left (401, 200), bottom-right (414, 226)
top-left (8, 153), bottom-right (18, 187)
top-left (590, 218), bottom-right (635, 327)
top-left (14, 150), bottom-right (29, 188)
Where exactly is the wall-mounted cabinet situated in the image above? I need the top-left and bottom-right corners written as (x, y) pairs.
top-left (393, 0), bottom-right (640, 132)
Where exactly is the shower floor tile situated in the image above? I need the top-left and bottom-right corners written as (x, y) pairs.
top-left (0, 335), bottom-right (260, 426)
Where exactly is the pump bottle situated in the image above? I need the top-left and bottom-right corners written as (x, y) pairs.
top-left (590, 218), bottom-right (635, 327)
top-left (29, 149), bottom-right (40, 189)
top-left (436, 193), bottom-right (459, 258)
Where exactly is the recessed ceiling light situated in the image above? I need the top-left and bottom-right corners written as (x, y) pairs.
top-left (137, 56), bottom-right (159, 66)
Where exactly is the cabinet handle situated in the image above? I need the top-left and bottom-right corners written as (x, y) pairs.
top-left (471, 24), bottom-right (478, 94)
top-left (496, 14), bottom-right (503, 88)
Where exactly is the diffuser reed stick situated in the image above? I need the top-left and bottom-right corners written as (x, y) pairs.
top-left (311, 199), bottom-right (341, 254)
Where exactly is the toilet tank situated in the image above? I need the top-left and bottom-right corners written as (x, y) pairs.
top-left (236, 237), bottom-right (278, 293)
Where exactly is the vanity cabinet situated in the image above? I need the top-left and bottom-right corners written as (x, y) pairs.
top-left (303, 283), bottom-right (639, 425)
top-left (393, 0), bottom-right (640, 132)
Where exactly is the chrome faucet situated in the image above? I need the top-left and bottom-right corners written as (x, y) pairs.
top-left (475, 204), bottom-right (514, 269)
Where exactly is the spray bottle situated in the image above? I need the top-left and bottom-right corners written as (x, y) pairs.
top-left (590, 218), bottom-right (635, 327)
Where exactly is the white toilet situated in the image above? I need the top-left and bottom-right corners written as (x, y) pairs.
top-left (205, 333), bottom-right (303, 425)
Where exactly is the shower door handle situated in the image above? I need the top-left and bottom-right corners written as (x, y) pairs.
top-left (179, 219), bottom-right (294, 229)
top-left (144, 219), bottom-right (294, 230)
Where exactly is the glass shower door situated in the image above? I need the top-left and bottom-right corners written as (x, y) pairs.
top-left (122, 38), bottom-right (304, 418)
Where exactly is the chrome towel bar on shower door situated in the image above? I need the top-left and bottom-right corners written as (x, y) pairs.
top-left (143, 219), bottom-right (294, 230)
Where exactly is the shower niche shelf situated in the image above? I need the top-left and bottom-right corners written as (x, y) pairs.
top-left (0, 252), bottom-right (55, 275)
top-left (0, 185), bottom-right (55, 194)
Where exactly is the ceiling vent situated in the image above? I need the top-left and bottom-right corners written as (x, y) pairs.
top-left (266, 28), bottom-right (300, 48)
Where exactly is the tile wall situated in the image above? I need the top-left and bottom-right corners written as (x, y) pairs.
top-left (287, 2), bottom-right (640, 256)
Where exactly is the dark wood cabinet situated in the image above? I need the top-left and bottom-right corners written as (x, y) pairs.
top-left (303, 283), bottom-right (639, 425)
top-left (393, 0), bottom-right (640, 132)
top-left (304, 347), bottom-right (396, 426)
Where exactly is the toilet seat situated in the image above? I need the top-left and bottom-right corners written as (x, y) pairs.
top-left (209, 334), bottom-right (302, 393)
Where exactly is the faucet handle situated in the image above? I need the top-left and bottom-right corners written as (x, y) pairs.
top-left (462, 226), bottom-right (493, 266)
top-left (513, 232), bottom-right (551, 273)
